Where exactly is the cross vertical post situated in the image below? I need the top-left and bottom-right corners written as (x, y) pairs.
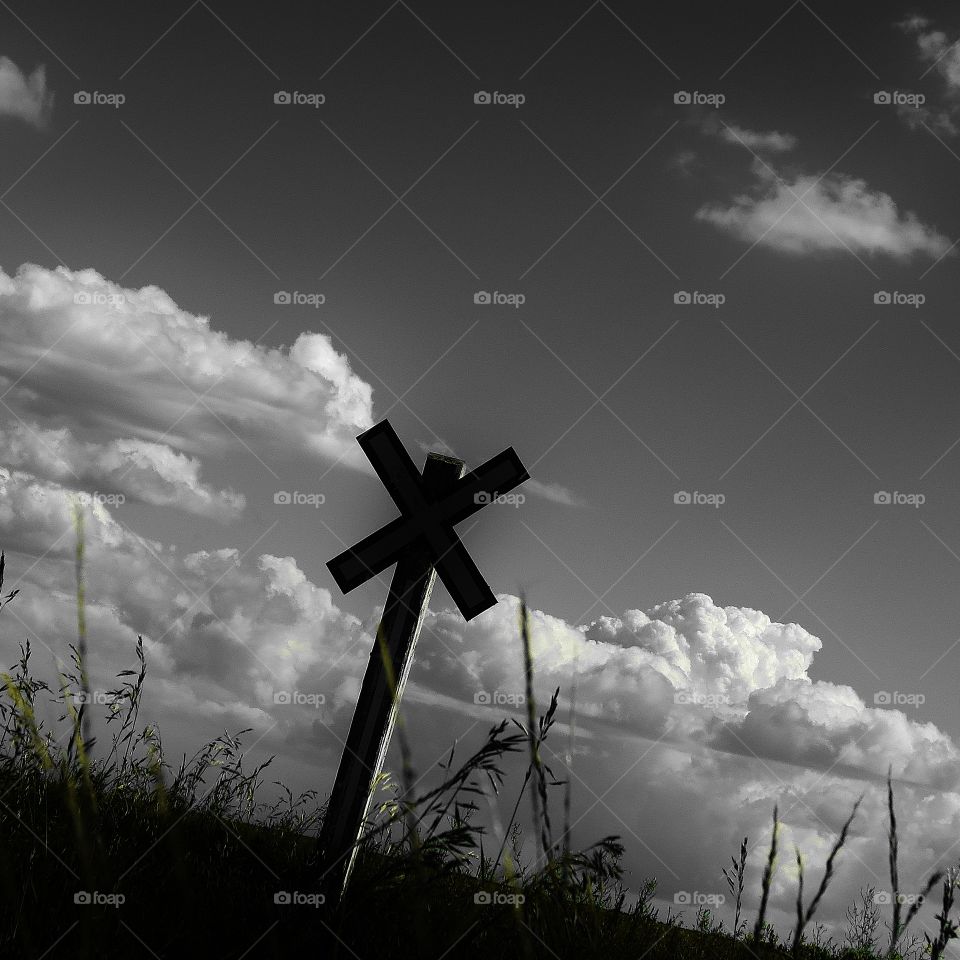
top-left (317, 452), bottom-right (464, 900)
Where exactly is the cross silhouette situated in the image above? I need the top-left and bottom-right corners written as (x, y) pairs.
top-left (318, 419), bottom-right (529, 898)
top-left (328, 418), bottom-right (529, 619)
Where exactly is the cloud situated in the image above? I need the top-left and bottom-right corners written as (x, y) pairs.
top-left (0, 422), bottom-right (244, 521)
top-left (901, 17), bottom-right (960, 91)
top-left (415, 592), bottom-right (958, 787)
top-left (696, 160), bottom-right (953, 260)
top-left (0, 467), bottom-right (368, 725)
top-left (709, 121), bottom-right (798, 153)
top-left (524, 478), bottom-right (585, 507)
top-left (580, 594), bottom-right (820, 703)
top-left (669, 149), bottom-right (698, 177)
top-left (414, 437), bottom-right (458, 458)
top-left (711, 677), bottom-right (960, 788)
top-left (899, 15), bottom-right (931, 33)
top-left (896, 17), bottom-right (960, 135)
top-left (0, 57), bottom-right (52, 129)
top-left (410, 593), bottom-right (960, 933)
top-left (416, 594), bottom-right (819, 748)
top-left (0, 264), bottom-right (376, 507)
top-left (895, 100), bottom-right (957, 136)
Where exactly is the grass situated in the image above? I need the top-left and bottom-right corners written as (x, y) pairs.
top-left (0, 525), bottom-right (958, 959)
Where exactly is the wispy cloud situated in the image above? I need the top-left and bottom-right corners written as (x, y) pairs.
top-left (525, 477), bottom-right (585, 507)
top-left (0, 422), bottom-right (245, 521)
top-left (414, 437), bottom-right (458, 458)
top-left (0, 57), bottom-right (52, 129)
top-left (901, 15), bottom-right (960, 91)
top-left (696, 159), bottom-right (952, 260)
top-left (669, 149), bottom-right (698, 177)
top-left (704, 119), bottom-right (798, 153)
top-left (895, 16), bottom-right (960, 135)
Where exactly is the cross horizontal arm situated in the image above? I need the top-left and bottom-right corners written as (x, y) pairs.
top-left (433, 447), bottom-right (529, 525)
top-left (432, 537), bottom-right (497, 620)
top-left (357, 420), bottom-right (431, 518)
top-left (326, 509), bottom-right (496, 618)
top-left (326, 515), bottom-right (413, 593)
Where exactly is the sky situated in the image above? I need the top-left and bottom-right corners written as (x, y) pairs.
top-left (2, 0), bottom-right (960, 943)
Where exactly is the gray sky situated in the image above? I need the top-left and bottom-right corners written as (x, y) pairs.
top-left (2, 0), bottom-right (960, 941)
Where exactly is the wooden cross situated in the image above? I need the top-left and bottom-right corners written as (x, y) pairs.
top-left (317, 419), bottom-right (529, 898)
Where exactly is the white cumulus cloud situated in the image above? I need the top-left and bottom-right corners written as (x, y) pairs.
top-left (0, 264), bottom-right (376, 517)
top-left (0, 422), bottom-right (245, 521)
